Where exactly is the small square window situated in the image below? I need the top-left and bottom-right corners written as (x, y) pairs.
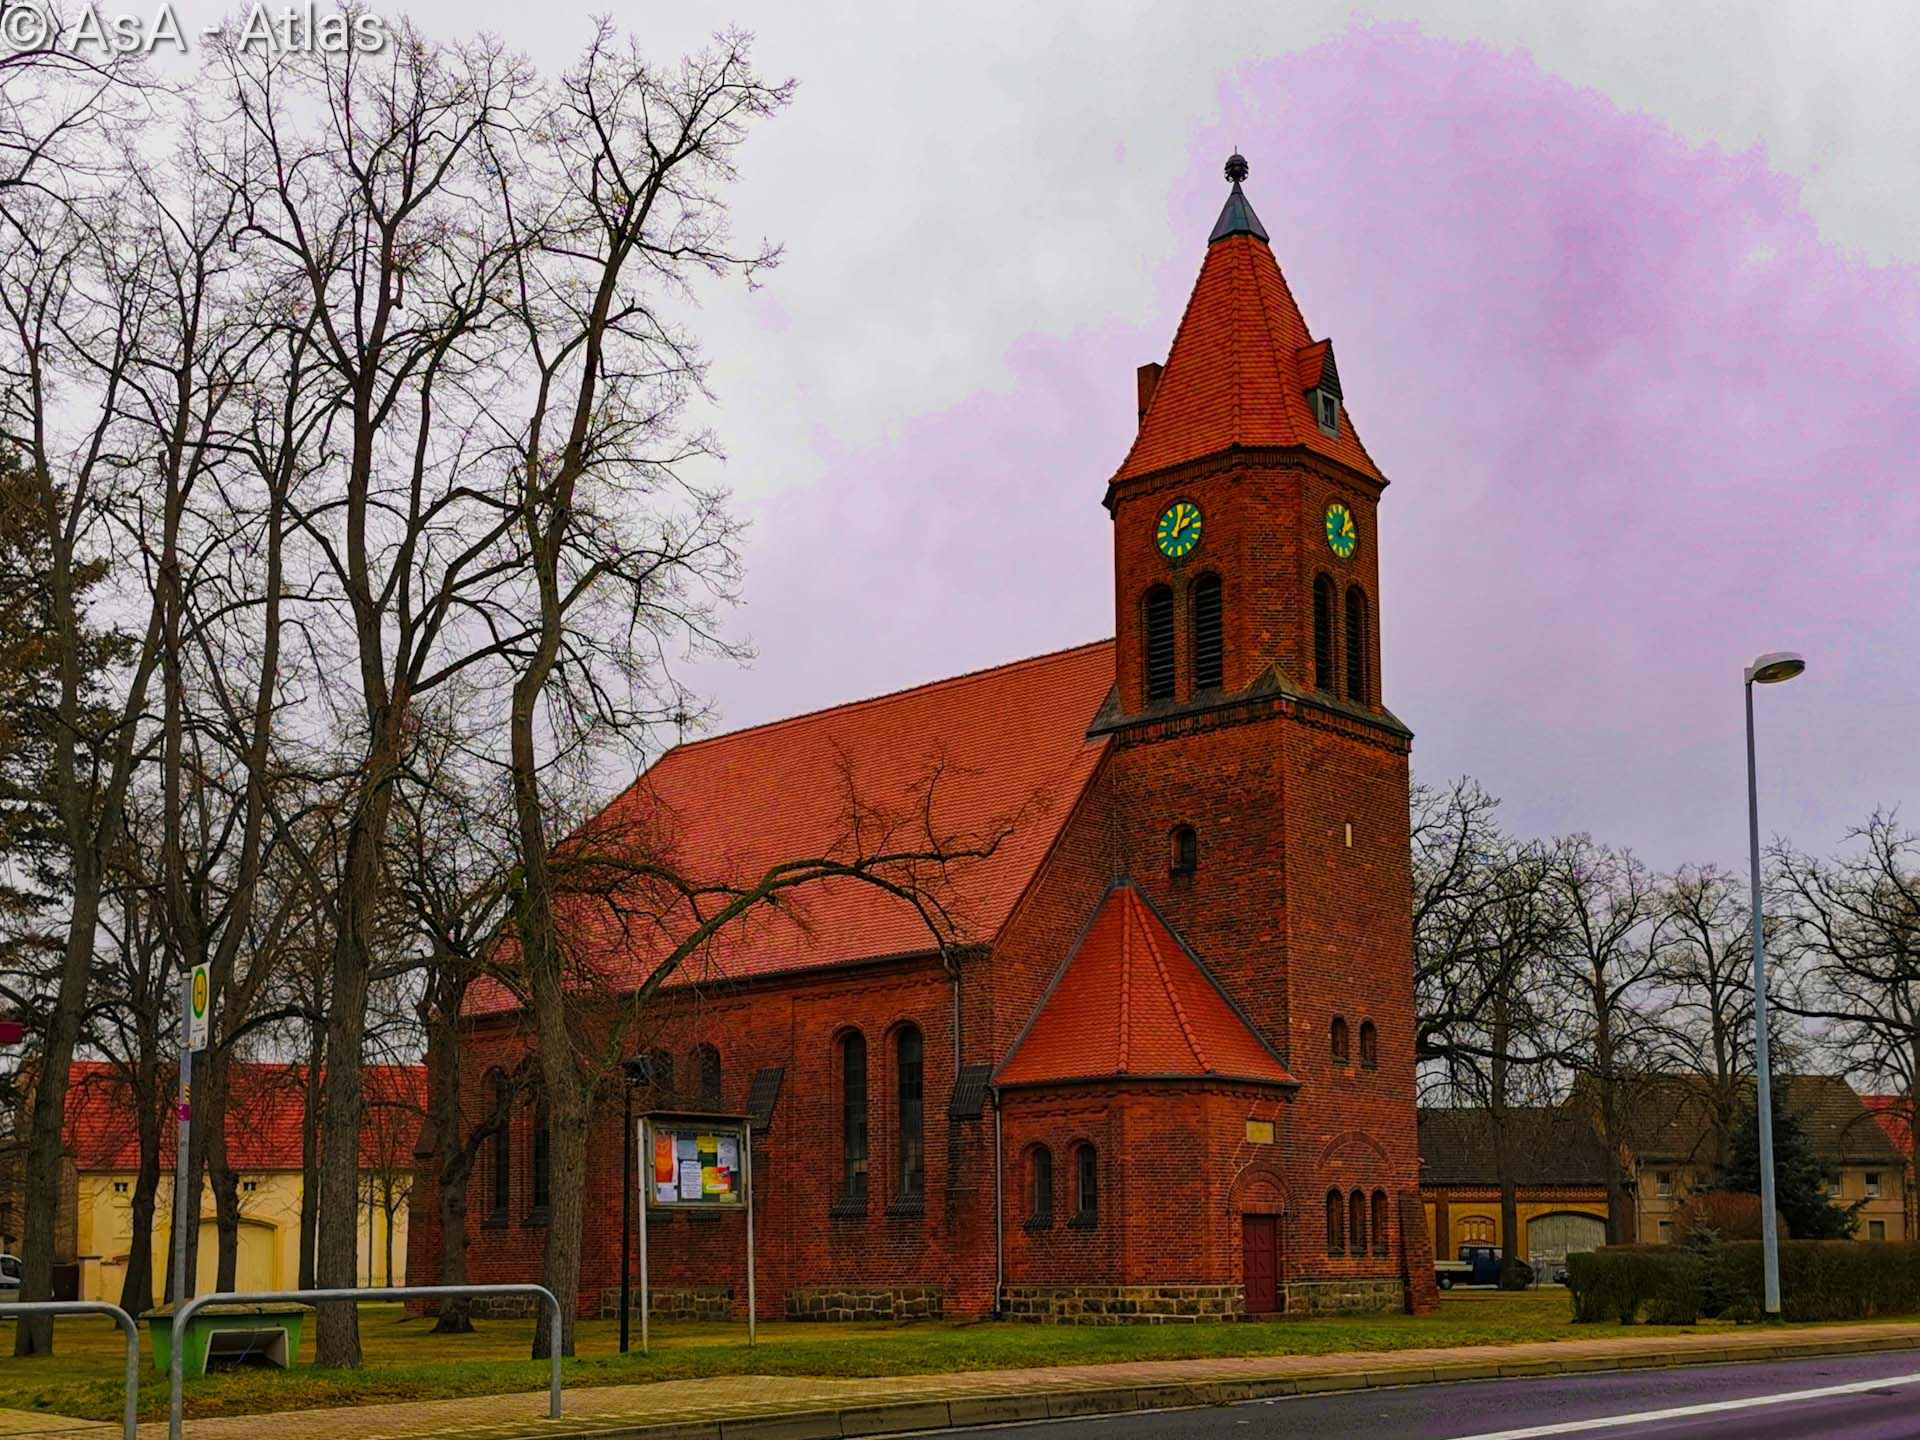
top-left (112, 1181), bottom-right (129, 1195)
top-left (243, 1180), bottom-right (258, 1194)
top-left (1314, 389), bottom-right (1339, 437)
top-left (1655, 1171), bottom-right (1673, 1197)
top-left (1657, 1220), bottom-right (1673, 1241)
top-left (1864, 1172), bottom-right (1881, 1197)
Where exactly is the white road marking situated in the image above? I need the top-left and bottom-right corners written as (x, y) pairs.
top-left (1448, 1368), bottom-right (1920, 1439)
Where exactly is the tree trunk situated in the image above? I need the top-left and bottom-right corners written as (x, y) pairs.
top-left (299, 1048), bottom-right (323, 1289)
top-left (12, 867), bottom-right (101, 1356)
top-left (424, 1004), bottom-right (475, 1332)
top-left (119, 1099), bottom-right (162, 1317)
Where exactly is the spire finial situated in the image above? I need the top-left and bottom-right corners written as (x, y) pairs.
top-left (1224, 152), bottom-right (1249, 185)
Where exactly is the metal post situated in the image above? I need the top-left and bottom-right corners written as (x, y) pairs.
top-left (1746, 678), bottom-right (1782, 1315)
top-left (4, 1303), bottom-right (139, 1440)
top-left (744, 1124), bottom-right (756, 1347)
top-left (166, 1284), bottom-right (562, 1440)
top-left (168, 963), bottom-right (195, 1435)
top-left (637, 1121), bottom-right (651, 1356)
top-left (620, 1085), bottom-right (633, 1354)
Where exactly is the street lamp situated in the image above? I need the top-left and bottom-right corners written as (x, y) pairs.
top-left (1745, 649), bottom-right (1804, 1317)
top-left (619, 1057), bottom-right (651, 1354)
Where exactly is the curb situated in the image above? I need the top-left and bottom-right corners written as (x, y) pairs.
top-left (525, 1332), bottom-right (1920, 1440)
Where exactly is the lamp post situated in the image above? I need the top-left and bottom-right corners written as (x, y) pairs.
top-left (1745, 649), bottom-right (1804, 1317)
top-left (618, 1058), bottom-right (649, 1354)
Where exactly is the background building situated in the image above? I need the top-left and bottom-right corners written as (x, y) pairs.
top-left (57, 1061), bottom-right (422, 1302)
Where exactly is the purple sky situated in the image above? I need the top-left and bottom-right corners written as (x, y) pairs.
top-left (679, 24), bottom-right (1919, 871)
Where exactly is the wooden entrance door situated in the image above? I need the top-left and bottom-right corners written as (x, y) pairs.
top-left (1242, 1214), bottom-right (1280, 1314)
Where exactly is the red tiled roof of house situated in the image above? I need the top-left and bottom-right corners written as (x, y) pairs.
top-left (1112, 230), bottom-right (1384, 485)
top-left (1864, 1095), bottom-right (1916, 1159)
top-left (994, 884), bottom-right (1296, 1089)
top-left (61, 1060), bottom-right (423, 1173)
top-left (465, 641), bottom-right (1117, 1015)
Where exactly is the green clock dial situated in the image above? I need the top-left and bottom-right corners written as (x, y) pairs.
top-left (1324, 502), bottom-right (1358, 560)
top-left (1156, 501), bottom-right (1203, 560)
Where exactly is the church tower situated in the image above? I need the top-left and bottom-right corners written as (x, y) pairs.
top-left (1091, 155), bottom-right (1430, 1312)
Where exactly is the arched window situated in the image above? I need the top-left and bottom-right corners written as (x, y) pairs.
top-left (1313, 574), bottom-right (1336, 693)
top-left (1326, 1188), bottom-right (1345, 1255)
top-left (1190, 572), bottom-right (1223, 692)
top-left (1143, 585), bottom-right (1175, 702)
top-left (1027, 1146), bottom-right (1053, 1226)
top-left (1073, 1142), bottom-right (1098, 1224)
top-left (1371, 1189), bottom-right (1390, 1256)
top-left (897, 1026), bottom-right (925, 1199)
top-left (1348, 1189), bottom-right (1367, 1255)
top-left (530, 1096), bottom-right (552, 1217)
top-left (693, 1043), bottom-right (722, 1107)
top-left (1331, 1016), bottom-right (1350, 1064)
top-left (841, 1032), bottom-right (868, 1201)
top-left (1359, 1021), bottom-right (1378, 1070)
top-left (1344, 584), bottom-right (1370, 704)
top-left (486, 1070), bottom-right (510, 1221)
top-left (1170, 824), bottom-right (1198, 876)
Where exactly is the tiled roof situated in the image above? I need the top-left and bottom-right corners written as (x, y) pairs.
top-left (1112, 224), bottom-right (1384, 486)
top-left (465, 642), bottom-right (1116, 1015)
top-left (1611, 1073), bottom-right (1905, 1166)
top-left (1863, 1096), bottom-right (1915, 1160)
top-left (994, 884), bottom-right (1295, 1089)
top-left (1417, 1107), bottom-right (1611, 1188)
top-left (61, 1060), bottom-right (424, 1173)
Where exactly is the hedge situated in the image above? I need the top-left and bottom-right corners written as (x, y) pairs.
top-left (1565, 1246), bottom-right (1702, 1324)
top-left (1568, 1241), bottom-right (1920, 1324)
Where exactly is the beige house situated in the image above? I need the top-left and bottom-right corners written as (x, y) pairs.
top-left (58, 1061), bottom-right (421, 1302)
top-left (1629, 1075), bottom-right (1907, 1244)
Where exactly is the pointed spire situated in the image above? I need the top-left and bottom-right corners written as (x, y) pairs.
top-left (1209, 151), bottom-right (1268, 244)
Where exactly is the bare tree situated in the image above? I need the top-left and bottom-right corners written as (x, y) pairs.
top-left (1773, 813), bottom-right (1920, 1183)
top-left (1544, 836), bottom-right (1668, 1242)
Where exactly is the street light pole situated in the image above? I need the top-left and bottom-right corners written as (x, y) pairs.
top-left (620, 1078), bottom-right (634, 1354)
top-left (1744, 650), bottom-right (1804, 1319)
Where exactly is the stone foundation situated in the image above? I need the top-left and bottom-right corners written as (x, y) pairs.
top-left (998, 1284), bottom-right (1244, 1324)
top-left (784, 1286), bottom-right (944, 1321)
top-left (599, 1285), bottom-right (734, 1321)
top-left (1284, 1277), bottom-right (1405, 1315)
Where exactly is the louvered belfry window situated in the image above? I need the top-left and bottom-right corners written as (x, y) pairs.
top-left (1313, 574), bottom-right (1336, 692)
top-left (1143, 585), bottom-right (1175, 702)
top-left (1345, 584), bottom-right (1370, 704)
top-left (1191, 573), bottom-right (1223, 692)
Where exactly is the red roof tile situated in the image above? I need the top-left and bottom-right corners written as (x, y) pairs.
top-left (1113, 233), bottom-right (1384, 485)
top-left (61, 1060), bottom-right (423, 1173)
top-left (1864, 1095), bottom-right (1916, 1159)
top-left (465, 641), bottom-right (1117, 1014)
top-left (994, 885), bottom-right (1296, 1089)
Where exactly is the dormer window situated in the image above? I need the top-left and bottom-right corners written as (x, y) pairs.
top-left (1313, 387), bottom-right (1339, 437)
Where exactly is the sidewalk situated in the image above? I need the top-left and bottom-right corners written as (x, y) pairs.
top-left (6, 1319), bottom-right (1920, 1440)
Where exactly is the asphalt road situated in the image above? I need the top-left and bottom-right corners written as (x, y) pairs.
top-left (955, 1349), bottom-right (1920, 1440)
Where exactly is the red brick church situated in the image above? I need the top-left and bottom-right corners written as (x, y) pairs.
top-left (406, 156), bottom-right (1436, 1322)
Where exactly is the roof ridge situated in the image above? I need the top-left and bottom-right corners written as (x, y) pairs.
top-left (657, 638), bottom-right (1115, 761)
top-left (1116, 896), bottom-right (1134, 1073)
top-left (1241, 237), bottom-right (1302, 451)
top-left (1133, 892), bottom-right (1207, 1072)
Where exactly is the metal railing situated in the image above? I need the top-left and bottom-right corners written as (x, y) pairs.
top-left (0, 1300), bottom-right (140, 1440)
top-left (167, 1283), bottom-right (563, 1440)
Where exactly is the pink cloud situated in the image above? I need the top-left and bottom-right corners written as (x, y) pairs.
top-left (698, 24), bottom-right (1920, 867)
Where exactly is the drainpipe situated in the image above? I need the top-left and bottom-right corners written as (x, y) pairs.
top-left (992, 1087), bottom-right (1004, 1317)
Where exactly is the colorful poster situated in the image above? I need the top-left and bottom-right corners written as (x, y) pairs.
top-left (653, 1130), bottom-right (676, 1205)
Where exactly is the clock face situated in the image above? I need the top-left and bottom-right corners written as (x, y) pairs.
top-left (1325, 501), bottom-right (1358, 560)
top-left (1156, 500), bottom-right (1203, 560)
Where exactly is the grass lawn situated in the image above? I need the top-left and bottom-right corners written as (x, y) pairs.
top-left (0, 1289), bottom-right (1904, 1423)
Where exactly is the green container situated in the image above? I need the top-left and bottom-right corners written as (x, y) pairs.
top-left (144, 1302), bottom-right (313, 1376)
